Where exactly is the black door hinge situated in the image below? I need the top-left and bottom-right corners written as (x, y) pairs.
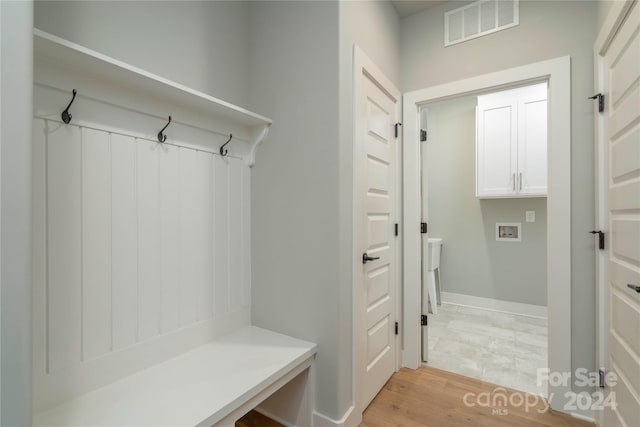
top-left (589, 230), bottom-right (605, 250)
top-left (599, 369), bottom-right (605, 388)
top-left (395, 321), bottom-right (399, 335)
top-left (421, 315), bottom-right (428, 326)
top-left (394, 123), bottom-right (402, 138)
top-left (420, 129), bottom-right (427, 142)
top-left (589, 93), bottom-right (605, 113)
top-left (394, 223), bottom-right (399, 237)
top-left (421, 222), bottom-right (427, 234)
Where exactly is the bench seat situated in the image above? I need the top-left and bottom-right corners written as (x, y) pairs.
top-left (33, 326), bottom-right (317, 427)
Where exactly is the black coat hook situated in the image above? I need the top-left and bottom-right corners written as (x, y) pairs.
top-left (220, 134), bottom-right (233, 157)
top-left (61, 89), bottom-right (77, 124)
top-left (157, 116), bottom-right (171, 143)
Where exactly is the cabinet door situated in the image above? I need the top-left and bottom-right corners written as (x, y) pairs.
top-left (517, 87), bottom-right (547, 196)
top-left (476, 94), bottom-right (517, 197)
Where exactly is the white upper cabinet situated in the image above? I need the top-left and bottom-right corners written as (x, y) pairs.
top-left (476, 82), bottom-right (547, 198)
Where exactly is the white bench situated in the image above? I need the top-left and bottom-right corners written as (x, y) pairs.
top-left (33, 327), bottom-right (317, 427)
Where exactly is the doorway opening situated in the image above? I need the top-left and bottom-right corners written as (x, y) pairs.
top-left (418, 84), bottom-right (549, 396)
top-left (401, 56), bottom-right (572, 411)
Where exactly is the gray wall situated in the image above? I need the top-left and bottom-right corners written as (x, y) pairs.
top-left (402, 0), bottom-right (597, 390)
top-left (423, 96), bottom-right (547, 307)
top-left (596, 0), bottom-right (616, 30)
top-left (1, 1), bottom-right (34, 425)
top-left (248, 1), bottom-right (343, 419)
top-left (35, 1), bottom-right (251, 107)
top-left (249, 1), bottom-right (401, 420)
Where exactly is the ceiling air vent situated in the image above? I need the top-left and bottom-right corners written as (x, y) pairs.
top-left (445, 0), bottom-right (519, 47)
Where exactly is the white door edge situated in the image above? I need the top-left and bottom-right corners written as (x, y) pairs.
top-left (402, 56), bottom-right (573, 412)
top-left (594, 2), bottom-right (638, 426)
top-left (594, 0), bottom-right (637, 56)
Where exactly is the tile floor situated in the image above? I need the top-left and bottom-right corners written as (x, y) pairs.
top-left (424, 303), bottom-right (548, 396)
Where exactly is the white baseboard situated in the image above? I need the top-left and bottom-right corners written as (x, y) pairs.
top-left (440, 292), bottom-right (548, 319)
top-left (568, 392), bottom-right (596, 424)
top-left (312, 405), bottom-right (360, 427)
top-left (570, 410), bottom-right (596, 424)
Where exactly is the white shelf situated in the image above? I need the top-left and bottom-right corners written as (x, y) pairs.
top-left (34, 29), bottom-right (271, 165)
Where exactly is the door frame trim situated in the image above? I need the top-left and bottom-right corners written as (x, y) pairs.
top-left (353, 44), bottom-right (402, 419)
top-left (402, 56), bottom-right (572, 411)
top-left (594, 2), bottom-right (637, 427)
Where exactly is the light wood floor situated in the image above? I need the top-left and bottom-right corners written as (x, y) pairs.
top-left (361, 366), bottom-right (595, 427)
top-left (236, 366), bottom-right (595, 427)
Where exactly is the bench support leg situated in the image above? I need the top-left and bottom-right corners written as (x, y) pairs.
top-left (210, 357), bottom-right (314, 427)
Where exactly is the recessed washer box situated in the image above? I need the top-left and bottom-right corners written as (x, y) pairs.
top-left (496, 222), bottom-right (522, 242)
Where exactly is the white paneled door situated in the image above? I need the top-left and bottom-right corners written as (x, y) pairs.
top-left (600, 2), bottom-right (640, 426)
top-left (355, 47), bottom-right (401, 414)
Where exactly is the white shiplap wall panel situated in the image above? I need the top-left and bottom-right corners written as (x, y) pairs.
top-left (81, 128), bottom-right (112, 361)
top-left (242, 165), bottom-right (251, 308)
top-left (111, 134), bottom-right (138, 351)
top-left (47, 124), bottom-right (83, 373)
top-left (179, 150), bottom-right (201, 325)
top-left (193, 150), bottom-right (215, 322)
top-left (214, 156), bottom-right (230, 316)
top-left (136, 140), bottom-right (162, 342)
top-left (35, 119), bottom-right (252, 410)
top-left (179, 148), bottom-right (200, 326)
top-left (159, 145), bottom-right (181, 334)
top-left (229, 160), bottom-right (243, 311)
top-left (32, 119), bottom-right (48, 377)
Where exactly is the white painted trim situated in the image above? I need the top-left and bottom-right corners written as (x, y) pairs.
top-left (312, 405), bottom-right (358, 427)
top-left (565, 390), bottom-right (596, 424)
top-left (570, 412), bottom-right (596, 424)
top-left (402, 56), bottom-right (572, 413)
top-left (401, 84), bottom-right (421, 371)
top-left (440, 293), bottom-right (547, 319)
top-left (569, 395), bottom-right (597, 425)
top-left (246, 125), bottom-right (271, 167)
